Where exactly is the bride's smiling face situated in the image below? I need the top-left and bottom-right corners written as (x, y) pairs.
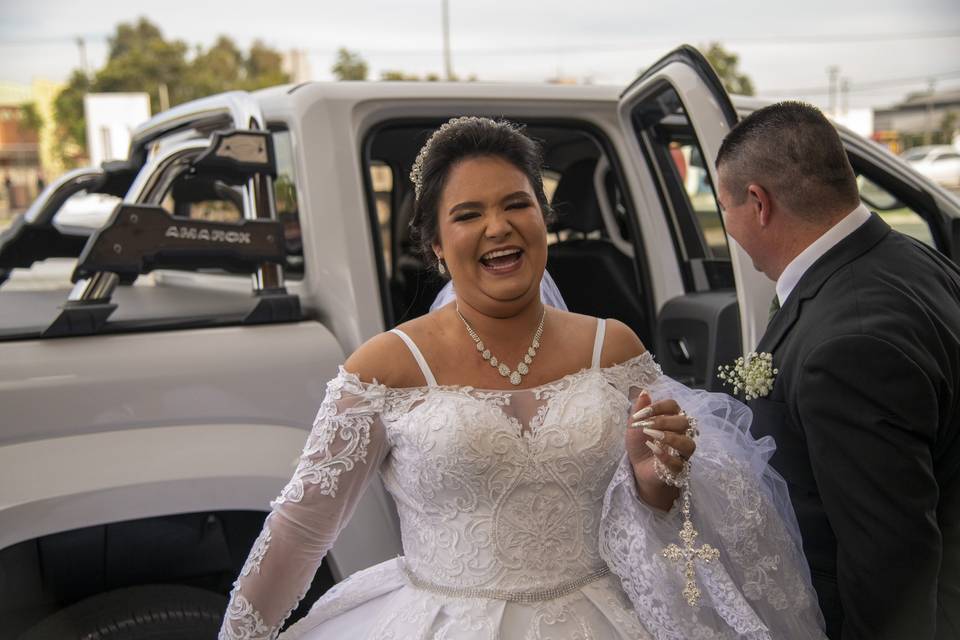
top-left (433, 155), bottom-right (548, 313)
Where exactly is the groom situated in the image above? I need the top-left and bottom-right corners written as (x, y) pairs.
top-left (715, 102), bottom-right (960, 639)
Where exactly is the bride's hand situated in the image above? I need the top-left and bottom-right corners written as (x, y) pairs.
top-left (625, 391), bottom-right (696, 510)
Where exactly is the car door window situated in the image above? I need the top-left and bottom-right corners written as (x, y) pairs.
top-left (670, 140), bottom-right (728, 259)
top-left (631, 84), bottom-right (733, 291)
top-left (369, 161), bottom-right (394, 276)
top-left (271, 128), bottom-right (304, 278)
top-left (857, 173), bottom-right (934, 246)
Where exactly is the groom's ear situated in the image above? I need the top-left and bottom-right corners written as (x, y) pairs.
top-left (747, 184), bottom-right (773, 227)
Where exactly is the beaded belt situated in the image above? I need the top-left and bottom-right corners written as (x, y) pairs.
top-left (399, 560), bottom-right (611, 604)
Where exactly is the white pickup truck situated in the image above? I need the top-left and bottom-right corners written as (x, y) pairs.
top-left (2, 46), bottom-right (958, 638)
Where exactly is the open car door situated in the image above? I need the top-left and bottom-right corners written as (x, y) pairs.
top-left (617, 45), bottom-right (773, 389)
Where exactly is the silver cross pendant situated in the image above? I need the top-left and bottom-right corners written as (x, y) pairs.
top-left (662, 488), bottom-right (720, 606)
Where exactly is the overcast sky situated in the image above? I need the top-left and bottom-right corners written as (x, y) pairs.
top-left (1, 0), bottom-right (958, 111)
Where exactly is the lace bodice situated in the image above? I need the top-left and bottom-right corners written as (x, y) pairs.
top-left (380, 352), bottom-right (658, 593)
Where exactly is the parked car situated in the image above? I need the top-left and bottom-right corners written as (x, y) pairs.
top-left (901, 144), bottom-right (960, 189)
top-left (2, 46), bottom-right (958, 638)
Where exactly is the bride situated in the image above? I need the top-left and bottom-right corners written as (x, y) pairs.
top-left (219, 117), bottom-right (825, 639)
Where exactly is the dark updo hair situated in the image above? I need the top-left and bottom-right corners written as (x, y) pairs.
top-left (409, 117), bottom-right (555, 274)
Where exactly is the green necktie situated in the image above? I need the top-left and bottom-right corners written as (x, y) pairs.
top-left (768, 295), bottom-right (781, 325)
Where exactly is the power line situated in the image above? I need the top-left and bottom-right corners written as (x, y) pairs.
top-left (1, 28), bottom-right (958, 53)
top-left (705, 28), bottom-right (960, 45)
top-left (763, 69), bottom-right (960, 96)
top-left (308, 31), bottom-right (960, 57)
top-left (0, 33), bottom-right (110, 46)
top-left (303, 29), bottom-right (960, 56)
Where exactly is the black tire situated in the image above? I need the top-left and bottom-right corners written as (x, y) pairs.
top-left (18, 585), bottom-right (227, 640)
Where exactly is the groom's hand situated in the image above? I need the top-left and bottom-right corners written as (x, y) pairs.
top-left (626, 392), bottom-right (696, 511)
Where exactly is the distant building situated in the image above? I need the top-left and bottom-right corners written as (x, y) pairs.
top-left (831, 108), bottom-right (874, 139)
top-left (83, 93), bottom-right (151, 167)
top-left (0, 79), bottom-right (71, 217)
top-left (0, 82), bottom-right (41, 214)
top-left (874, 88), bottom-right (960, 151)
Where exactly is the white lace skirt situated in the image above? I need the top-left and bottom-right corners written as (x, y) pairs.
top-left (281, 557), bottom-right (652, 640)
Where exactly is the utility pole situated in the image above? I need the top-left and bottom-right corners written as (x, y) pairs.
top-left (827, 65), bottom-right (839, 116)
top-left (840, 78), bottom-right (850, 116)
top-left (76, 37), bottom-right (89, 75)
top-left (158, 83), bottom-right (170, 113)
top-left (442, 0), bottom-right (453, 81)
top-left (926, 78), bottom-right (936, 145)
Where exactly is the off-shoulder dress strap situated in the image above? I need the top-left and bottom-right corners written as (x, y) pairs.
top-left (390, 328), bottom-right (438, 387)
top-left (591, 318), bottom-right (606, 369)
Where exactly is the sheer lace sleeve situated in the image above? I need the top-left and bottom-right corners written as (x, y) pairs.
top-left (599, 367), bottom-right (827, 639)
top-left (219, 367), bottom-right (390, 640)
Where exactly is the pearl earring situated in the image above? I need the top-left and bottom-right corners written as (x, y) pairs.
top-left (437, 259), bottom-right (446, 276)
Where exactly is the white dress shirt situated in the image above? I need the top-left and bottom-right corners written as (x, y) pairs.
top-left (775, 203), bottom-right (872, 306)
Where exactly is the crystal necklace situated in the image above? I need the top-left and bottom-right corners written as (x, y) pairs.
top-left (456, 305), bottom-right (546, 386)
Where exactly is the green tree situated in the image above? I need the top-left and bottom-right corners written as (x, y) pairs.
top-left (19, 102), bottom-right (43, 133)
top-left (380, 70), bottom-right (449, 81)
top-left (332, 48), bottom-right (368, 81)
top-left (380, 70), bottom-right (420, 81)
top-left (53, 70), bottom-right (92, 165)
top-left (187, 36), bottom-right (245, 97)
top-left (53, 17), bottom-right (290, 166)
top-left (94, 18), bottom-right (192, 110)
top-left (245, 40), bottom-right (289, 88)
top-left (701, 42), bottom-right (755, 96)
top-left (187, 37), bottom-right (290, 97)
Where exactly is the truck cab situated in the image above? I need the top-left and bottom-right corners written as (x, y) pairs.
top-left (2, 46), bottom-right (957, 638)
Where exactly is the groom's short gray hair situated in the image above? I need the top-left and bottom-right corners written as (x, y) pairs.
top-left (716, 101), bottom-right (860, 220)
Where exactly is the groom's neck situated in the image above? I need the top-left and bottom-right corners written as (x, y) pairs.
top-left (765, 207), bottom-right (851, 281)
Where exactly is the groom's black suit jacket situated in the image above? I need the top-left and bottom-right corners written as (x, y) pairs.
top-left (749, 213), bottom-right (960, 640)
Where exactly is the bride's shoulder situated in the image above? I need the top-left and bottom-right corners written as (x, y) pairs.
top-left (546, 310), bottom-right (646, 367)
top-left (343, 315), bottom-right (438, 388)
top-left (599, 317), bottom-right (647, 368)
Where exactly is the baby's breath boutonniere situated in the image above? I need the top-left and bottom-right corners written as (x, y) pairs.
top-left (717, 352), bottom-right (779, 400)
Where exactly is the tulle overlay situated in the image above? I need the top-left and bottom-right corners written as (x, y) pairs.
top-left (219, 334), bottom-right (825, 640)
top-left (600, 375), bottom-right (825, 639)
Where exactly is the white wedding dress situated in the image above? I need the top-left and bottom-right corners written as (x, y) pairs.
top-left (220, 319), bottom-right (825, 640)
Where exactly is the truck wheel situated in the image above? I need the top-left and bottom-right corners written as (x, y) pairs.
top-left (19, 585), bottom-right (227, 640)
